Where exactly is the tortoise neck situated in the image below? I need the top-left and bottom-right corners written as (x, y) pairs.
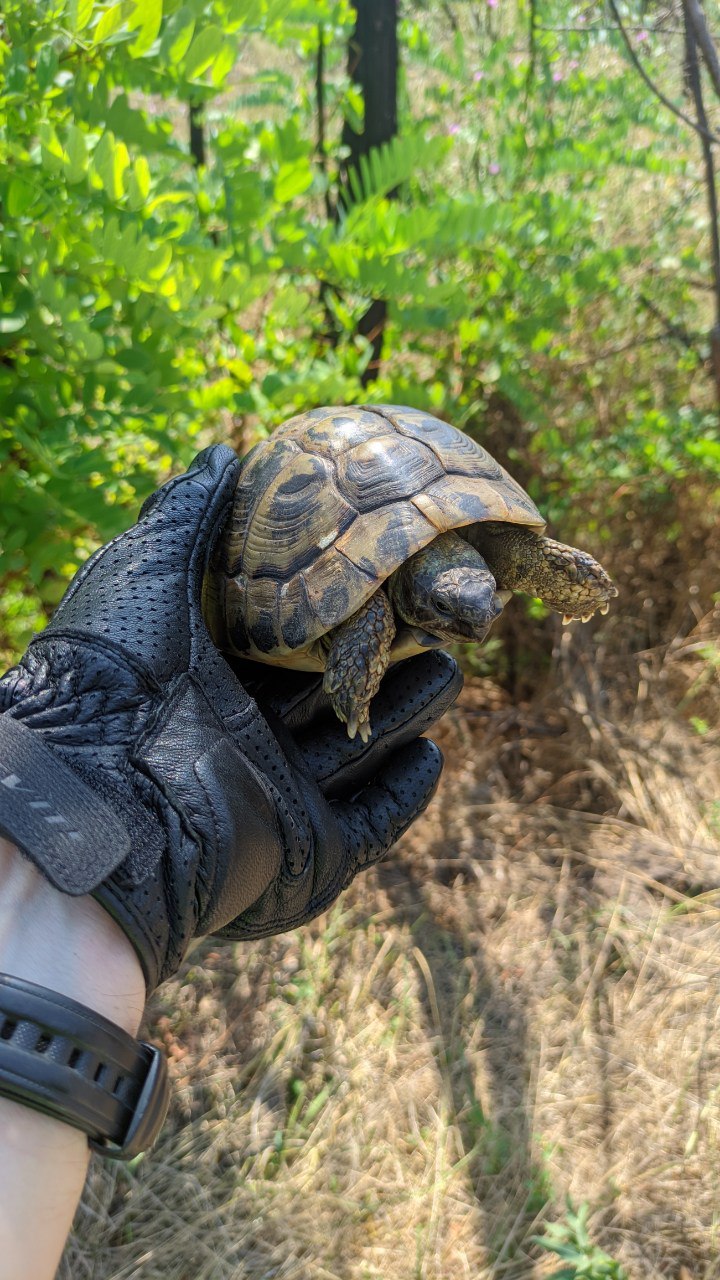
top-left (465, 523), bottom-right (542, 594)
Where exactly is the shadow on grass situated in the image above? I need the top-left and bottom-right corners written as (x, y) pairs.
top-left (376, 855), bottom-right (547, 1277)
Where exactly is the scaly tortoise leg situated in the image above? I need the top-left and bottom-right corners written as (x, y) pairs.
top-left (323, 588), bottom-right (397, 742)
top-left (467, 523), bottom-right (618, 623)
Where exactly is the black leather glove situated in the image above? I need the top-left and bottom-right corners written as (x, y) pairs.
top-left (0, 446), bottom-right (462, 992)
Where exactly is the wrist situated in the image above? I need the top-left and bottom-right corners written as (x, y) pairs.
top-left (0, 837), bottom-right (145, 1036)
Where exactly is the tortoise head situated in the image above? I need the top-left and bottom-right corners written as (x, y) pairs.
top-left (388, 532), bottom-right (506, 645)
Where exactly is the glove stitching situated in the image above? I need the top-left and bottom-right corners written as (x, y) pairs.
top-left (229, 866), bottom-right (354, 938)
top-left (127, 753), bottom-right (202, 856)
top-left (189, 489), bottom-right (235, 586)
top-left (35, 629), bottom-right (164, 695)
top-left (186, 484), bottom-right (237, 645)
top-left (188, 762), bottom-right (221, 916)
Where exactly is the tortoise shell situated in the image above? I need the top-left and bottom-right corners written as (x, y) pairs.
top-left (207, 404), bottom-right (545, 670)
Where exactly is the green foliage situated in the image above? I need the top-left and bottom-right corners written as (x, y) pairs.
top-left (1, 0), bottom-right (717, 657)
top-left (0, 0), bottom-right (357, 635)
top-left (533, 1201), bottom-right (629, 1279)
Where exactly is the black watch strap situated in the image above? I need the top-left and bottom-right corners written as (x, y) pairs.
top-left (0, 974), bottom-right (170, 1160)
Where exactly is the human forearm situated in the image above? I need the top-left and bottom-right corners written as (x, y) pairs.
top-left (0, 837), bottom-right (145, 1280)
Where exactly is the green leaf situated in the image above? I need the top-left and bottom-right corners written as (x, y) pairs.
top-left (210, 39), bottom-right (235, 87)
top-left (146, 190), bottom-right (186, 214)
top-left (183, 25), bottom-right (223, 81)
top-left (65, 320), bottom-right (104, 361)
top-left (35, 44), bottom-right (59, 92)
top-left (144, 242), bottom-right (172, 278)
top-left (92, 131), bottom-right (129, 200)
top-left (128, 0), bottom-right (163, 56)
top-left (126, 155), bottom-right (151, 209)
top-left (346, 132), bottom-right (449, 204)
top-left (6, 177), bottom-right (36, 217)
top-left (64, 124), bottom-right (88, 184)
top-left (95, 2), bottom-right (128, 42)
top-left (38, 122), bottom-right (65, 173)
top-left (158, 5), bottom-right (195, 64)
top-left (274, 159), bottom-right (314, 203)
top-left (67, 0), bottom-right (94, 32)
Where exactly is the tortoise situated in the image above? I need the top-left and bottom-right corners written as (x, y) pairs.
top-left (206, 405), bottom-right (617, 741)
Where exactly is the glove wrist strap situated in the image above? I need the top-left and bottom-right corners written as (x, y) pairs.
top-left (0, 973), bottom-right (169, 1160)
top-left (0, 714), bottom-right (130, 894)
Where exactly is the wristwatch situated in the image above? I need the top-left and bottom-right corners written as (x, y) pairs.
top-left (0, 973), bottom-right (169, 1159)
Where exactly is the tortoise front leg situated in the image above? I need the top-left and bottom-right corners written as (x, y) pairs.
top-left (323, 588), bottom-right (397, 742)
top-left (468, 523), bottom-right (617, 623)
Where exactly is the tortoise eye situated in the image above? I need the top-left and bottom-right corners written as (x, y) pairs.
top-left (433, 598), bottom-right (452, 615)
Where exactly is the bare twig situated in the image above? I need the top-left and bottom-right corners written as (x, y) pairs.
top-left (607, 0), bottom-right (720, 145)
top-left (315, 23), bottom-right (340, 345)
top-left (681, 275), bottom-right (720, 290)
top-left (685, 0), bottom-right (720, 100)
top-left (315, 24), bottom-right (334, 223)
top-left (568, 332), bottom-right (682, 368)
top-left (526, 0), bottom-right (538, 91)
top-left (683, 0), bottom-right (720, 406)
top-left (537, 25), bottom-right (690, 37)
top-left (440, 0), bottom-right (459, 36)
top-left (638, 292), bottom-right (698, 350)
top-left (316, 25), bottom-right (325, 173)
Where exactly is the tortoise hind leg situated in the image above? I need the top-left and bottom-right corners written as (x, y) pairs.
top-left (323, 588), bottom-right (397, 742)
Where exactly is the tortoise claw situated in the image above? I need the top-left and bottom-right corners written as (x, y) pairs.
top-left (345, 711), bottom-right (372, 742)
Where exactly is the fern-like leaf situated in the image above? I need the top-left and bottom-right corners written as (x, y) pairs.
top-left (345, 131), bottom-right (449, 204)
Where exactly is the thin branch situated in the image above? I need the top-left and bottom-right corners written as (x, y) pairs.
top-left (647, 266), bottom-right (719, 289)
top-left (568, 332), bottom-right (688, 369)
top-left (526, 0), bottom-right (538, 93)
top-left (683, 0), bottom-right (720, 406)
top-left (684, 0), bottom-right (720, 100)
top-left (678, 275), bottom-right (719, 290)
top-left (682, 4), bottom-right (720, 330)
top-left (440, 0), bottom-right (459, 36)
top-left (315, 24), bottom-right (334, 222)
top-left (315, 22), bottom-right (340, 345)
top-left (316, 24), bottom-right (325, 168)
top-left (638, 293), bottom-right (698, 350)
top-left (536, 25), bottom-right (691, 36)
top-left (606, 0), bottom-right (720, 145)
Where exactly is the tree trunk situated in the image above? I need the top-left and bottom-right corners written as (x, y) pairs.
top-left (189, 101), bottom-right (206, 169)
top-left (342, 0), bottom-right (399, 385)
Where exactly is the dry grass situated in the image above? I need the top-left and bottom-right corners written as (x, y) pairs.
top-left (57, 591), bottom-right (720, 1280)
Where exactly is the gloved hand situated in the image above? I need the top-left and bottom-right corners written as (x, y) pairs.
top-left (0, 446), bottom-right (461, 992)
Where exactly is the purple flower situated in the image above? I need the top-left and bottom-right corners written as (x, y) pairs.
top-left (447, 123), bottom-right (461, 136)
top-left (473, 70), bottom-right (485, 82)
top-left (636, 28), bottom-right (649, 42)
top-left (568, 59), bottom-right (579, 71)
top-left (486, 0), bottom-right (498, 8)
top-left (552, 69), bottom-right (563, 82)
top-left (488, 162), bottom-right (500, 175)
